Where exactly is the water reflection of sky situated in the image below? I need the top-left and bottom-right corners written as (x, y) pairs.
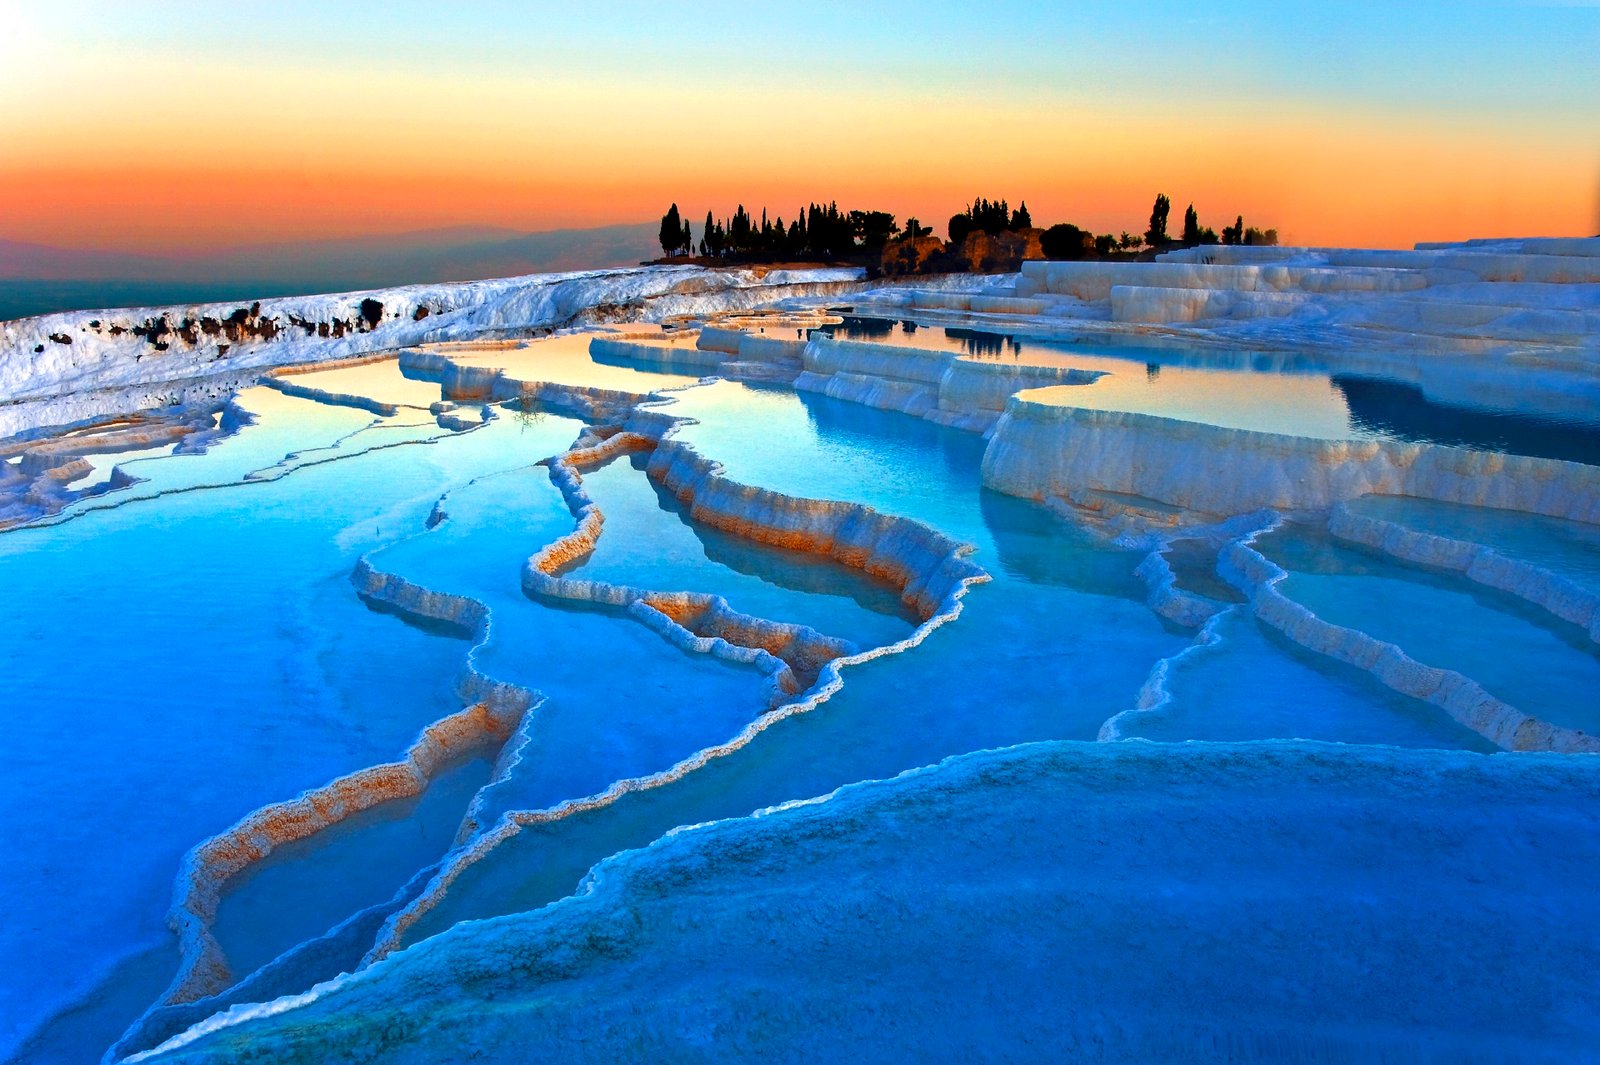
top-left (818, 316), bottom-right (1600, 464)
top-left (444, 333), bottom-right (703, 393)
top-left (282, 359), bottom-right (450, 409)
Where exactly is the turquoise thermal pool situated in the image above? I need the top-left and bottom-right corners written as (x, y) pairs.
top-left (3, 285), bottom-right (1598, 1063)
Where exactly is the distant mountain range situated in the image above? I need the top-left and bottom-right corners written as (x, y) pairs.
top-left (0, 223), bottom-right (660, 321)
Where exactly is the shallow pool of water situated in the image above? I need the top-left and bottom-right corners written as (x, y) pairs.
top-left (573, 451), bottom-right (917, 649)
top-left (9, 323), bottom-right (1589, 1064)
top-left (1121, 607), bottom-right (1497, 749)
top-left (819, 316), bottom-right (1600, 463)
top-left (1345, 494), bottom-right (1600, 592)
top-left (436, 332), bottom-right (704, 394)
top-left (1262, 527), bottom-right (1600, 733)
top-left (275, 358), bottom-right (449, 410)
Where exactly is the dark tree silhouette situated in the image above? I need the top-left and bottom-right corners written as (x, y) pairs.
top-left (948, 196), bottom-right (1022, 244)
top-left (1041, 223), bottom-right (1093, 260)
top-left (948, 212), bottom-right (973, 245)
top-left (848, 210), bottom-right (899, 252)
top-left (659, 203), bottom-right (683, 257)
top-left (1182, 203), bottom-right (1201, 245)
top-left (1146, 194), bottom-right (1171, 247)
top-left (660, 189), bottom-right (1269, 268)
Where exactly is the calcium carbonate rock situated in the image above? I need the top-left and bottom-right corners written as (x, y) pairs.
top-left (982, 393), bottom-right (1600, 523)
top-left (1019, 260), bottom-right (1429, 303)
top-left (0, 267), bottom-right (863, 436)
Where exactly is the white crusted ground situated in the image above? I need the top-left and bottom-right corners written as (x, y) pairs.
top-left (0, 267), bottom-right (863, 436)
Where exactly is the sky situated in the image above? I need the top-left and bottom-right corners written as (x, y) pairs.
top-left (1, 1), bottom-right (1596, 254)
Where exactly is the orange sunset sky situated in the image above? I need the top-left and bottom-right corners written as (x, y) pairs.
top-left (2, 2), bottom-right (1595, 255)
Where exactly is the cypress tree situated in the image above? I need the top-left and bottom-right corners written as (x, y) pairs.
top-left (659, 203), bottom-right (682, 257)
top-left (1146, 193), bottom-right (1171, 247)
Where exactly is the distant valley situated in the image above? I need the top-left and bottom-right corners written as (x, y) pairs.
top-left (0, 222), bottom-right (658, 321)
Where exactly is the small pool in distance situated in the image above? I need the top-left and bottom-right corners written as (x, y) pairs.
top-left (428, 332), bottom-right (705, 394)
top-left (816, 315), bottom-right (1600, 464)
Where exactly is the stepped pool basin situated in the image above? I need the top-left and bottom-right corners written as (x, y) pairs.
top-left (2, 249), bottom-right (1598, 1062)
top-left (811, 314), bottom-right (1600, 463)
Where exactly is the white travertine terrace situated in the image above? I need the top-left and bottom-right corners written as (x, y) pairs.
top-left (587, 336), bottom-right (727, 370)
top-left (1018, 259), bottom-right (1433, 303)
top-left (128, 738), bottom-right (1600, 1064)
top-left (1219, 522), bottom-right (1600, 754)
top-left (1328, 502), bottom-right (1600, 645)
top-left (161, 697), bottom-right (532, 1006)
top-left (1013, 240), bottom-right (1600, 352)
top-left (664, 236), bottom-right (1598, 754)
top-left (793, 336), bottom-right (1099, 432)
top-left (7, 234), bottom-right (1599, 1060)
top-left (112, 350), bottom-right (987, 1000)
top-left (525, 428), bottom-right (853, 703)
top-left (982, 399), bottom-right (1600, 522)
top-left (0, 401), bottom-right (249, 528)
top-left (0, 267), bottom-right (865, 437)
top-left (351, 388), bottom-right (990, 971)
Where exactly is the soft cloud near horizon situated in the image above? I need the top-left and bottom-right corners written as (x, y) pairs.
top-left (3, 2), bottom-right (1595, 251)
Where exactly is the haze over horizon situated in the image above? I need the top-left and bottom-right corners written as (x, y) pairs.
top-left (4, 1), bottom-right (1596, 259)
top-left (0, 221), bottom-right (662, 320)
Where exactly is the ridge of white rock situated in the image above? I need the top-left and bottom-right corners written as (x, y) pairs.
top-left (1220, 521), bottom-right (1599, 754)
top-left (0, 266), bottom-right (863, 437)
top-left (982, 396), bottom-right (1600, 522)
top-left (1100, 605), bottom-right (1240, 741)
top-left (1328, 501), bottom-right (1600, 645)
top-left (999, 241), bottom-right (1600, 369)
top-left (159, 693), bottom-right (531, 1008)
top-left (0, 401), bottom-right (242, 527)
top-left (525, 427), bottom-right (848, 704)
top-left (792, 335), bottom-right (1101, 434)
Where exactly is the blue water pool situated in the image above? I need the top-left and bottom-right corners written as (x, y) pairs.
top-left (5, 319), bottom-right (1596, 1064)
